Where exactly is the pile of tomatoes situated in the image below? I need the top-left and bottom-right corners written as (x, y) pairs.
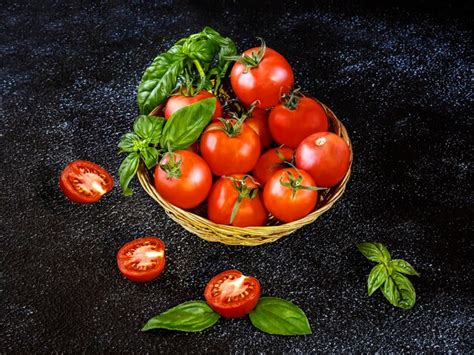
top-left (154, 42), bottom-right (351, 226)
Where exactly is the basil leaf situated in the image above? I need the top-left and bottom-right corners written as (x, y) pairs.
top-left (368, 263), bottom-right (388, 296)
top-left (357, 242), bottom-right (391, 263)
top-left (133, 115), bottom-right (165, 144)
top-left (381, 275), bottom-right (400, 307)
top-left (249, 297), bottom-right (312, 336)
top-left (202, 26), bottom-right (237, 77)
top-left (141, 147), bottom-right (159, 169)
top-left (390, 259), bottom-right (420, 277)
top-left (118, 133), bottom-right (140, 153)
top-left (137, 52), bottom-right (185, 115)
top-left (141, 301), bottom-right (220, 332)
top-left (391, 272), bottom-right (416, 309)
top-left (160, 98), bottom-right (215, 150)
top-left (118, 152), bottom-right (140, 196)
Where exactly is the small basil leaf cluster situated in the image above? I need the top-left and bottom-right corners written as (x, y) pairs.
top-left (357, 242), bottom-right (419, 309)
top-left (142, 297), bottom-right (311, 336)
top-left (118, 98), bottom-right (216, 196)
top-left (137, 27), bottom-right (236, 115)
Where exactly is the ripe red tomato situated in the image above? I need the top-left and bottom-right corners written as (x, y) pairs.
top-left (252, 147), bottom-right (294, 186)
top-left (204, 269), bottom-right (261, 318)
top-left (207, 174), bottom-right (267, 227)
top-left (263, 168), bottom-right (319, 223)
top-left (164, 90), bottom-right (222, 120)
top-left (200, 119), bottom-right (261, 176)
top-left (59, 160), bottom-right (113, 203)
top-left (269, 96), bottom-right (328, 148)
top-left (230, 42), bottom-right (294, 109)
top-left (117, 237), bottom-right (166, 282)
top-left (154, 150), bottom-right (212, 209)
top-left (246, 108), bottom-right (272, 149)
top-left (295, 132), bottom-right (351, 188)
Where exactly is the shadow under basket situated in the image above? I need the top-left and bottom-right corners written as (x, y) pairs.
top-left (137, 100), bottom-right (352, 246)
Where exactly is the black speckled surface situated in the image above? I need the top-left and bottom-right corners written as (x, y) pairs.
top-left (1, 1), bottom-right (473, 353)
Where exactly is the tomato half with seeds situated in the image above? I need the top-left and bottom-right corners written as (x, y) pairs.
top-left (252, 147), bottom-right (294, 186)
top-left (204, 269), bottom-right (261, 318)
top-left (59, 160), bottom-right (113, 203)
top-left (164, 90), bottom-right (222, 120)
top-left (117, 237), bottom-right (166, 283)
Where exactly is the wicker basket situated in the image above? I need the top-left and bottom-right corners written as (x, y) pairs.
top-left (137, 100), bottom-right (352, 246)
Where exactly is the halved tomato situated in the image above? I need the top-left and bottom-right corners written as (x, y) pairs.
top-left (117, 237), bottom-right (166, 283)
top-left (204, 269), bottom-right (261, 318)
top-left (59, 160), bottom-right (113, 203)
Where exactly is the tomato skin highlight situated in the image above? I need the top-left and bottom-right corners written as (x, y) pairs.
top-left (269, 97), bottom-right (329, 148)
top-left (59, 160), bottom-right (113, 204)
top-left (263, 168), bottom-right (318, 223)
top-left (164, 90), bottom-right (222, 120)
top-left (204, 270), bottom-right (261, 318)
top-left (207, 174), bottom-right (268, 227)
top-left (230, 47), bottom-right (294, 109)
top-left (154, 150), bottom-right (212, 209)
top-left (246, 108), bottom-right (273, 149)
top-left (295, 132), bottom-right (351, 188)
top-left (200, 120), bottom-right (261, 176)
top-left (252, 147), bottom-right (294, 186)
top-left (116, 237), bottom-right (166, 283)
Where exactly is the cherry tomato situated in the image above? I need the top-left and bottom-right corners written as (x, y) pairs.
top-left (207, 174), bottom-right (268, 227)
top-left (263, 168), bottom-right (319, 223)
top-left (164, 90), bottom-right (222, 120)
top-left (230, 41), bottom-right (294, 109)
top-left (295, 132), bottom-right (351, 188)
top-left (154, 150), bottom-right (212, 209)
top-left (246, 108), bottom-right (272, 149)
top-left (200, 119), bottom-right (261, 176)
top-left (59, 160), bottom-right (113, 204)
top-left (204, 269), bottom-right (261, 318)
top-left (117, 237), bottom-right (166, 283)
top-left (252, 147), bottom-right (294, 186)
top-left (269, 96), bottom-right (328, 148)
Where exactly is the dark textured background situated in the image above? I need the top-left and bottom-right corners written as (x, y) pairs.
top-left (1, 1), bottom-right (473, 353)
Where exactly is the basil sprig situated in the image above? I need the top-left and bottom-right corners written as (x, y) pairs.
top-left (249, 297), bottom-right (312, 336)
top-left (357, 242), bottom-right (420, 309)
top-left (137, 27), bottom-right (236, 115)
top-left (142, 301), bottom-right (220, 332)
top-left (118, 98), bottom-right (215, 195)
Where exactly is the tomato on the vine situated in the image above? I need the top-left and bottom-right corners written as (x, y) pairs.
top-left (263, 168), bottom-right (321, 223)
top-left (204, 269), bottom-right (261, 318)
top-left (200, 118), bottom-right (261, 176)
top-left (229, 39), bottom-right (294, 109)
top-left (246, 107), bottom-right (272, 149)
top-left (59, 160), bottom-right (113, 204)
top-left (207, 174), bottom-right (267, 227)
top-left (252, 147), bottom-right (294, 186)
top-left (117, 237), bottom-right (166, 283)
top-left (269, 91), bottom-right (328, 148)
top-left (295, 132), bottom-right (351, 188)
top-left (164, 90), bottom-right (222, 120)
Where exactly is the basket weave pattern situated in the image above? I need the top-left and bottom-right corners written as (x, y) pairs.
top-left (137, 101), bottom-right (352, 246)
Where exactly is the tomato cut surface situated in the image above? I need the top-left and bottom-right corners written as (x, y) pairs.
top-left (117, 237), bottom-right (166, 283)
top-left (59, 160), bottom-right (113, 203)
top-left (204, 270), bottom-right (261, 318)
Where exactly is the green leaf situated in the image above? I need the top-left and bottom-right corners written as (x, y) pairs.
top-left (160, 97), bottom-right (216, 151)
top-left (381, 275), bottom-right (400, 307)
top-left (357, 242), bottom-right (391, 263)
top-left (390, 259), bottom-right (420, 276)
top-left (368, 263), bottom-right (388, 296)
top-left (141, 301), bottom-right (220, 333)
top-left (137, 52), bottom-right (185, 115)
top-left (118, 133), bottom-right (140, 153)
top-left (391, 272), bottom-right (416, 309)
top-left (141, 147), bottom-right (159, 169)
top-left (249, 297), bottom-right (312, 336)
top-left (133, 115), bottom-right (165, 144)
top-left (118, 152), bottom-right (140, 196)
